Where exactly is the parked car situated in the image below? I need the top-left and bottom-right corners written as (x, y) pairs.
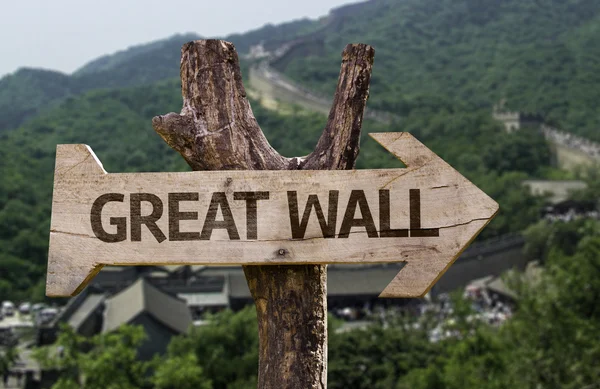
top-left (1, 301), bottom-right (15, 317)
top-left (32, 303), bottom-right (46, 314)
top-left (37, 308), bottom-right (59, 324)
top-left (18, 302), bottom-right (31, 315)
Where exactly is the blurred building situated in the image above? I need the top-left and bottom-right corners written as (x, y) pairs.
top-left (522, 179), bottom-right (588, 204)
top-left (37, 232), bottom-right (529, 338)
top-left (39, 278), bottom-right (192, 361)
top-left (492, 100), bottom-right (543, 133)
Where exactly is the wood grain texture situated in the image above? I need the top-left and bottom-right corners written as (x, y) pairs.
top-left (47, 133), bottom-right (498, 298)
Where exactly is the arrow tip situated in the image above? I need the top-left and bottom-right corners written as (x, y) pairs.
top-left (46, 243), bottom-right (102, 297)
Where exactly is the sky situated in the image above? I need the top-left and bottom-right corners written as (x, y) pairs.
top-left (0, 0), bottom-right (358, 78)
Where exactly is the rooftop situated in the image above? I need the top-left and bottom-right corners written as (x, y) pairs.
top-left (103, 278), bottom-right (192, 334)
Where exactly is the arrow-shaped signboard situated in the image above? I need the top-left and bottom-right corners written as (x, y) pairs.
top-left (47, 132), bottom-right (498, 297)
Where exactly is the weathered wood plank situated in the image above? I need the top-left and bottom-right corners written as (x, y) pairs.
top-left (47, 132), bottom-right (498, 297)
top-left (46, 40), bottom-right (498, 389)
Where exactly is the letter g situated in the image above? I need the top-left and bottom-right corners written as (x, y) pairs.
top-left (90, 193), bottom-right (127, 242)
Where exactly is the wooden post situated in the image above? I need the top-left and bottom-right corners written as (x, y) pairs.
top-left (152, 39), bottom-right (374, 389)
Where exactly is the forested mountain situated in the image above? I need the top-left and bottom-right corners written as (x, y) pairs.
top-left (0, 81), bottom-right (549, 300)
top-left (5, 0), bottom-right (600, 138)
top-left (0, 21), bottom-right (316, 134)
top-left (271, 0), bottom-right (600, 141)
top-left (0, 0), bottom-right (596, 300)
top-left (74, 33), bottom-right (201, 76)
top-left (0, 68), bottom-right (75, 133)
top-left (0, 34), bottom-right (200, 133)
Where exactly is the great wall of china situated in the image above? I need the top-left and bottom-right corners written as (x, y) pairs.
top-left (246, 1), bottom-right (400, 124)
top-left (249, 47), bottom-right (600, 170)
top-left (241, 8), bottom-right (598, 292)
top-left (245, 5), bottom-right (600, 171)
top-left (542, 125), bottom-right (600, 171)
top-left (248, 50), bottom-right (400, 124)
top-left (491, 106), bottom-right (600, 170)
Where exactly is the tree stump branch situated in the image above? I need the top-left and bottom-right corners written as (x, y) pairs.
top-left (152, 39), bottom-right (374, 389)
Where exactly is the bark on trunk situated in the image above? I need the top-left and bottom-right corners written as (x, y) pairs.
top-left (152, 39), bottom-right (374, 389)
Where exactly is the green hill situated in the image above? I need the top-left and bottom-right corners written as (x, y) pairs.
top-left (270, 0), bottom-right (600, 141)
top-left (74, 33), bottom-right (201, 76)
top-left (1, 0), bottom-right (592, 300)
top-left (0, 77), bottom-right (548, 300)
top-left (4, 0), bottom-right (600, 141)
top-left (0, 22), bottom-right (315, 134)
top-left (0, 34), bottom-right (201, 133)
top-left (0, 68), bottom-right (76, 132)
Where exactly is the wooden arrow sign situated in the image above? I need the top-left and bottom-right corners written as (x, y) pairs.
top-left (47, 132), bottom-right (498, 297)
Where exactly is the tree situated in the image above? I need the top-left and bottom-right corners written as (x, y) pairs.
top-left (152, 39), bottom-right (375, 388)
top-left (166, 307), bottom-right (258, 389)
top-left (501, 227), bottom-right (600, 388)
top-left (152, 353), bottom-right (212, 389)
top-left (0, 346), bottom-right (19, 377)
top-left (34, 325), bottom-right (152, 389)
top-left (523, 220), bottom-right (553, 261)
top-left (482, 130), bottom-right (551, 176)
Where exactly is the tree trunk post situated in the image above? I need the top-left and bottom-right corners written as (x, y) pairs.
top-left (152, 39), bottom-right (374, 389)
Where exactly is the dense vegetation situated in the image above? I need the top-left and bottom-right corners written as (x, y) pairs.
top-left (5, 0), bottom-right (600, 141)
top-left (0, 1), bottom-right (599, 387)
top-left (74, 33), bottom-right (201, 76)
top-left (0, 35), bottom-right (199, 133)
top-left (275, 0), bottom-right (600, 141)
top-left (0, 74), bottom-right (556, 299)
top-left (0, 68), bottom-right (75, 133)
top-left (31, 219), bottom-right (600, 388)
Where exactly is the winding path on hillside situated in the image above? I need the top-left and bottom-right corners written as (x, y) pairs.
top-left (245, 9), bottom-right (401, 125)
top-left (246, 22), bottom-right (600, 171)
top-left (249, 59), bottom-right (600, 170)
top-left (249, 60), bottom-right (400, 124)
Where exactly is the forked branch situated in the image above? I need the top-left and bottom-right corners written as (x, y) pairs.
top-left (152, 39), bottom-right (374, 172)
